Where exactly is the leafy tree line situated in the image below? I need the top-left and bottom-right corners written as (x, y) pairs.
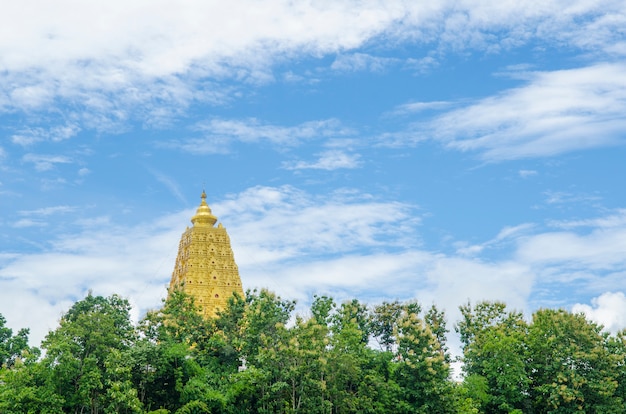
top-left (1, 290), bottom-right (626, 413)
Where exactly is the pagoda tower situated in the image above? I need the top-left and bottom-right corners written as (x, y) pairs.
top-left (169, 191), bottom-right (244, 317)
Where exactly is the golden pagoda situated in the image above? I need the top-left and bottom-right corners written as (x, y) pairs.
top-left (169, 191), bottom-right (244, 317)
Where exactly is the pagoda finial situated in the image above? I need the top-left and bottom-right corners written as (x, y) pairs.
top-left (191, 190), bottom-right (217, 227)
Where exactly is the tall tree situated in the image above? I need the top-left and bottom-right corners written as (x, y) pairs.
top-left (527, 309), bottom-right (622, 413)
top-left (133, 289), bottom-right (222, 413)
top-left (370, 300), bottom-right (405, 352)
top-left (42, 293), bottom-right (142, 414)
top-left (393, 304), bottom-right (454, 413)
top-left (325, 299), bottom-right (371, 413)
top-left (456, 301), bottom-right (530, 413)
top-left (226, 289), bottom-right (296, 413)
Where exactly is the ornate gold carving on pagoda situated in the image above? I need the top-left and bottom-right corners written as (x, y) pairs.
top-left (169, 191), bottom-right (244, 317)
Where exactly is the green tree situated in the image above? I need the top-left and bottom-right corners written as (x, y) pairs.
top-left (0, 362), bottom-right (65, 414)
top-left (225, 289), bottom-right (296, 413)
top-left (133, 290), bottom-right (223, 413)
top-left (41, 292), bottom-right (142, 414)
top-left (457, 302), bottom-right (625, 413)
top-left (527, 309), bottom-right (622, 413)
top-left (325, 299), bottom-right (371, 413)
top-left (393, 305), bottom-right (454, 413)
top-left (607, 329), bottom-right (626, 406)
top-left (0, 315), bottom-right (61, 414)
top-left (370, 300), bottom-right (405, 352)
top-left (0, 313), bottom-right (37, 369)
top-left (456, 301), bottom-right (530, 413)
top-left (275, 295), bottom-right (335, 413)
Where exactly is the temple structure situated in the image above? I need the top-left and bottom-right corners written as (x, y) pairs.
top-left (169, 191), bottom-right (244, 317)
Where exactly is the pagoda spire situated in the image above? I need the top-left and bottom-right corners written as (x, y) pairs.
top-left (169, 191), bottom-right (244, 317)
top-left (191, 190), bottom-right (218, 227)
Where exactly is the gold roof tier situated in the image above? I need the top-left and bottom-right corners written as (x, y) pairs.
top-left (191, 191), bottom-right (218, 227)
top-left (168, 191), bottom-right (244, 317)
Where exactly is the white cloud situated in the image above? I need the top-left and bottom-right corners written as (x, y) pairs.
top-left (18, 205), bottom-right (77, 216)
top-left (40, 177), bottom-right (68, 191)
top-left (453, 210), bottom-right (626, 313)
top-left (387, 64), bottom-right (626, 160)
top-left (283, 150), bottom-right (362, 170)
top-left (11, 124), bottom-right (80, 146)
top-left (330, 53), bottom-right (397, 72)
top-left (168, 118), bottom-right (353, 154)
top-left (457, 223), bottom-right (535, 256)
top-left (247, 251), bottom-right (433, 303)
top-left (0, 0), bottom-right (623, 127)
top-left (216, 186), bottom-right (420, 260)
top-left (548, 209), bottom-right (626, 229)
top-left (518, 169), bottom-right (537, 178)
top-left (22, 153), bottom-right (73, 171)
top-left (10, 206), bottom-right (80, 230)
top-left (12, 219), bottom-right (47, 228)
top-left (0, 0), bottom-right (414, 120)
top-left (543, 190), bottom-right (601, 205)
top-left (573, 292), bottom-right (626, 333)
top-left (391, 101), bottom-right (452, 115)
top-left (419, 257), bottom-right (534, 318)
top-left (516, 227), bottom-right (626, 270)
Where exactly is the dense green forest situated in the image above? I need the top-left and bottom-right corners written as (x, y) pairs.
top-left (2, 290), bottom-right (626, 413)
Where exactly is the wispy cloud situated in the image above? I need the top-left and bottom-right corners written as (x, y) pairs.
top-left (330, 53), bottom-right (398, 72)
top-left (18, 205), bottom-right (77, 216)
top-left (217, 185), bottom-right (420, 260)
top-left (167, 118), bottom-right (353, 154)
top-left (543, 190), bottom-right (601, 205)
top-left (392, 63), bottom-right (626, 160)
top-left (518, 169), bottom-right (537, 178)
top-left (516, 226), bottom-right (626, 270)
top-left (548, 209), bottom-right (626, 230)
top-left (12, 218), bottom-right (48, 228)
top-left (1, 1), bottom-right (623, 131)
top-left (390, 101), bottom-right (453, 116)
top-left (283, 150), bottom-right (362, 170)
top-left (22, 153), bottom-right (73, 171)
top-left (146, 167), bottom-right (187, 204)
top-left (456, 223), bottom-right (535, 256)
top-left (11, 124), bottom-right (80, 146)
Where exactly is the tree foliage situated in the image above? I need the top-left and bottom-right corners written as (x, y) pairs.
top-left (0, 314), bottom-right (37, 369)
top-left (3, 292), bottom-right (626, 413)
top-left (457, 301), bottom-right (626, 413)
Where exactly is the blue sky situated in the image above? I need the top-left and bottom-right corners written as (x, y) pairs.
top-left (2, 0), bottom-right (626, 350)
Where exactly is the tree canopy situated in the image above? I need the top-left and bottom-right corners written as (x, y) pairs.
top-left (1, 291), bottom-right (626, 413)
